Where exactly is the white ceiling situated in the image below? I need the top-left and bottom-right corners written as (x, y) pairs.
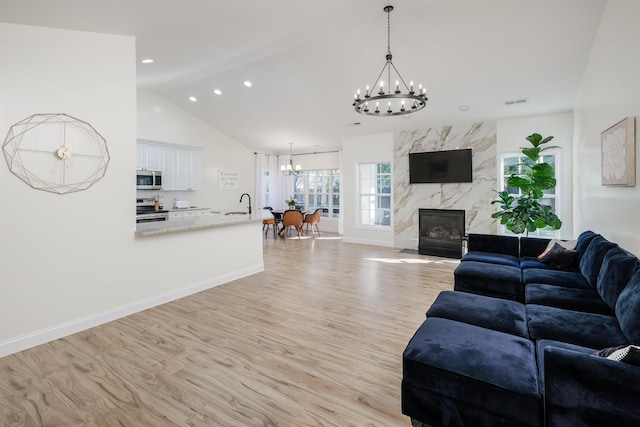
top-left (0, 0), bottom-right (607, 155)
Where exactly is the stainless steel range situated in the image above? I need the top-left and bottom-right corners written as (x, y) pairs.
top-left (136, 198), bottom-right (169, 223)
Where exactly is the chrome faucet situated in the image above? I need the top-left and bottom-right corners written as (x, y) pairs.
top-left (240, 193), bottom-right (252, 214)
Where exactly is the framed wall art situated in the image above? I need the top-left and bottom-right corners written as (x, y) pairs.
top-left (601, 116), bottom-right (635, 186)
top-left (218, 169), bottom-right (239, 190)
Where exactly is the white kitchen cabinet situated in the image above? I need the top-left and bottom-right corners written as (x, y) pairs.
top-left (137, 141), bottom-right (200, 190)
top-left (160, 146), bottom-right (177, 190)
top-left (188, 149), bottom-right (201, 190)
top-left (168, 211), bottom-right (184, 221)
top-left (174, 149), bottom-right (190, 190)
top-left (171, 148), bottom-right (200, 191)
top-left (137, 143), bottom-right (162, 171)
top-left (136, 144), bottom-right (144, 170)
top-left (168, 209), bottom-right (210, 221)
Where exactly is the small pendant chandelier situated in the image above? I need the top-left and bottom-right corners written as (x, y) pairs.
top-left (281, 143), bottom-right (302, 176)
top-left (353, 5), bottom-right (428, 116)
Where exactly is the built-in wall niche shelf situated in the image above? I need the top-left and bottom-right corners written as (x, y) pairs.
top-left (136, 139), bottom-right (201, 191)
top-left (3, 113), bottom-right (110, 194)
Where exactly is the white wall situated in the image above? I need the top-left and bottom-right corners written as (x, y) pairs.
top-left (573, 0), bottom-right (640, 255)
top-left (0, 24), bottom-right (263, 356)
top-left (137, 91), bottom-right (255, 212)
top-left (497, 112), bottom-right (574, 239)
top-left (342, 133), bottom-right (395, 246)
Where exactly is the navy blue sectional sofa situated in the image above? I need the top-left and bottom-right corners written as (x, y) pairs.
top-left (402, 231), bottom-right (640, 427)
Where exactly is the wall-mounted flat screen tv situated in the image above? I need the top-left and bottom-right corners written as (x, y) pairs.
top-left (409, 148), bottom-right (473, 183)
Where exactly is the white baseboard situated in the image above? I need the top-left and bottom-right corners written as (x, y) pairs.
top-left (0, 263), bottom-right (264, 358)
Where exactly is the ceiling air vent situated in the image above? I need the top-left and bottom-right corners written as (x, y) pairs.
top-left (504, 98), bottom-right (528, 106)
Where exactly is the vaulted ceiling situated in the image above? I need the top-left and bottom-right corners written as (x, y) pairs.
top-left (0, 0), bottom-right (608, 154)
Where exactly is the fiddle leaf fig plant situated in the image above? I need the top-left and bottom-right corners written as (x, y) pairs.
top-left (491, 133), bottom-right (562, 235)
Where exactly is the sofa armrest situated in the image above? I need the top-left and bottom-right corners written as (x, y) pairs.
top-left (544, 345), bottom-right (640, 426)
top-left (467, 233), bottom-right (519, 256)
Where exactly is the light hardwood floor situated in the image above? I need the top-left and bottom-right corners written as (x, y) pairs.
top-left (0, 232), bottom-right (458, 426)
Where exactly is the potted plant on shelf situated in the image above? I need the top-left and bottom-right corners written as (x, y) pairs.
top-left (285, 195), bottom-right (297, 209)
top-left (491, 133), bottom-right (562, 235)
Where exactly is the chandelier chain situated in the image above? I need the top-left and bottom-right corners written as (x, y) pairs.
top-left (387, 7), bottom-right (391, 56)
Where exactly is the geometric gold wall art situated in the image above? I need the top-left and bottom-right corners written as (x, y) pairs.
top-left (2, 113), bottom-right (110, 194)
top-left (601, 116), bottom-right (635, 187)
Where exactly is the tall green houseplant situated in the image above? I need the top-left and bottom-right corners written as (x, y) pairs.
top-left (492, 133), bottom-right (562, 235)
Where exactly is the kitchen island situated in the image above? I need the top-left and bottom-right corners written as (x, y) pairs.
top-left (135, 210), bottom-right (272, 237)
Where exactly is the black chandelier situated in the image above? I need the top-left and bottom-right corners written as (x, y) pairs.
top-left (353, 5), bottom-right (428, 116)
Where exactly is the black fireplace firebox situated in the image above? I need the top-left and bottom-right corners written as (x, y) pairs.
top-left (418, 208), bottom-right (466, 259)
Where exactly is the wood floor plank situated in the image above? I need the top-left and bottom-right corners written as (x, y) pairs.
top-left (0, 234), bottom-right (456, 426)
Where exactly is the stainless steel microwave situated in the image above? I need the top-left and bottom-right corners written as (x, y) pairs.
top-left (136, 170), bottom-right (162, 190)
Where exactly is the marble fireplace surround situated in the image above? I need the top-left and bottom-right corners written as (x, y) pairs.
top-left (394, 122), bottom-right (497, 249)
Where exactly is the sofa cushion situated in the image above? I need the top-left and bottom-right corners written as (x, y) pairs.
top-left (522, 268), bottom-right (590, 289)
top-left (520, 236), bottom-right (552, 259)
top-left (537, 243), bottom-right (578, 270)
top-left (403, 317), bottom-right (541, 427)
top-left (535, 339), bottom-right (596, 393)
top-left (579, 235), bottom-right (618, 287)
top-left (542, 340), bottom-right (640, 427)
top-left (525, 283), bottom-right (613, 315)
top-left (526, 304), bottom-right (629, 348)
top-left (616, 269), bottom-right (640, 343)
top-left (426, 291), bottom-right (528, 337)
top-left (575, 230), bottom-right (600, 259)
top-left (466, 233), bottom-right (520, 257)
top-left (461, 251), bottom-right (520, 267)
top-left (520, 256), bottom-right (558, 270)
top-left (596, 247), bottom-right (640, 309)
top-left (454, 261), bottom-right (523, 301)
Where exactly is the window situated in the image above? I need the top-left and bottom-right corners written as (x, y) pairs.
top-left (358, 162), bottom-right (391, 227)
top-left (499, 151), bottom-right (560, 238)
top-left (292, 169), bottom-right (340, 218)
top-left (262, 170), bottom-right (271, 207)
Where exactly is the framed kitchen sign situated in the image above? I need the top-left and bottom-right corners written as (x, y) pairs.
top-left (601, 116), bottom-right (636, 186)
top-left (218, 169), bottom-right (240, 190)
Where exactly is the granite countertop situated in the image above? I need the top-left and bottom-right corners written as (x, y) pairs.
top-left (135, 210), bottom-right (272, 237)
top-left (169, 207), bottom-right (211, 212)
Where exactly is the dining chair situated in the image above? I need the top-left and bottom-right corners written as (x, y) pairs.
top-left (303, 208), bottom-right (323, 238)
top-left (281, 209), bottom-right (304, 239)
top-left (262, 207), bottom-right (277, 238)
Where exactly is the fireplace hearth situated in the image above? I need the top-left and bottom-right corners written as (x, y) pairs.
top-left (419, 208), bottom-right (465, 258)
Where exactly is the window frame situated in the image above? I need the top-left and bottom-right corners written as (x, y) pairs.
top-left (292, 168), bottom-right (340, 220)
top-left (497, 150), bottom-right (561, 238)
top-left (357, 162), bottom-right (392, 229)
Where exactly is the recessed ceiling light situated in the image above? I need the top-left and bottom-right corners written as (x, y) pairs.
top-left (213, 89), bottom-right (222, 95)
top-left (243, 80), bottom-right (253, 87)
top-left (189, 96), bottom-right (197, 102)
top-left (141, 59), bottom-right (154, 64)
top-left (459, 105), bottom-right (470, 111)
